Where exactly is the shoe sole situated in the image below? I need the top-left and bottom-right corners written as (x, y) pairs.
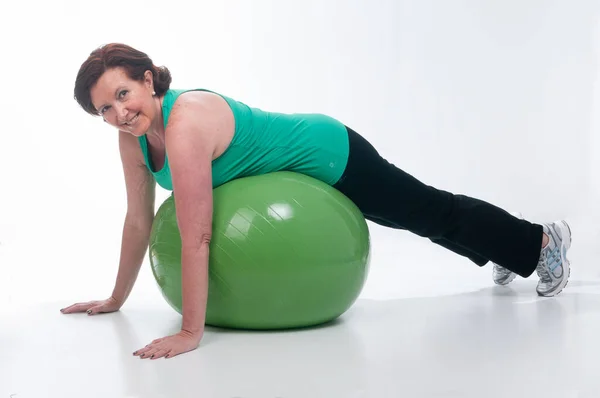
top-left (494, 272), bottom-right (517, 286)
top-left (537, 220), bottom-right (572, 297)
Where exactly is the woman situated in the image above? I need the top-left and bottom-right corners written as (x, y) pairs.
top-left (60, 43), bottom-right (572, 360)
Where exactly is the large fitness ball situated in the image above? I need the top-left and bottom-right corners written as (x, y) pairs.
top-left (148, 171), bottom-right (371, 330)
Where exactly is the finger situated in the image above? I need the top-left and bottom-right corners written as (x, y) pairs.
top-left (86, 305), bottom-right (107, 315)
top-left (139, 348), bottom-right (157, 359)
top-left (60, 303), bottom-right (84, 313)
top-left (143, 346), bottom-right (164, 360)
top-left (164, 347), bottom-right (184, 359)
top-left (151, 348), bottom-right (172, 360)
top-left (135, 338), bottom-right (169, 359)
top-left (60, 302), bottom-right (95, 314)
top-left (133, 344), bottom-right (155, 357)
top-left (163, 341), bottom-right (195, 360)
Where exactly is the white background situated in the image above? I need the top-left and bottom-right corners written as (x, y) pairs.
top-left (1, 0), bottom-right (599, 303)
top-left (2, 1), bottom-right (600, 396)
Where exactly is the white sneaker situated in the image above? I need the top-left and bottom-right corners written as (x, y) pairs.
top-left (492, 212), bottom-right (523, 285)
top-left (536, 220), bottom-right (572, 297)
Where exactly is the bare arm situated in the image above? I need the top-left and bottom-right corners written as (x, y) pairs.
top-left (61, 131), bottom-right (156, 315)
top-left (166, 103), bottom-right (215, 337)
top-left (111, 130), bottom-right (156, 305)
top-left (131, 91), bottom-right (228, 359)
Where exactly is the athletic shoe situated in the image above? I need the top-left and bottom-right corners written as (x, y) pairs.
top-left (536, 220), bottom-right (572, 297)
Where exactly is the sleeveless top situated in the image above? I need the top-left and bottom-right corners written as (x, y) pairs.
top-left (137, 88), bottom-right (350, 190)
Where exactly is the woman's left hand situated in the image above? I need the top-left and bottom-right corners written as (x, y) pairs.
top-left (133, 329), bottom-right (203, 360)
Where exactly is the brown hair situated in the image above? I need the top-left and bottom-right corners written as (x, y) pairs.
top-left (74, 43), bottom-right (172, 116)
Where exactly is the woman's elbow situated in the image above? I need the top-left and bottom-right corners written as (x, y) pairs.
top-left (182, 231), bottom-right (212, 250)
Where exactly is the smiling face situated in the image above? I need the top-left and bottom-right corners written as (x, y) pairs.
top-left (90, 67), bottom-right (159, 136)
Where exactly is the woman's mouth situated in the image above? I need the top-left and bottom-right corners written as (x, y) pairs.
top-left (126, 113), bottom-right (139, 126)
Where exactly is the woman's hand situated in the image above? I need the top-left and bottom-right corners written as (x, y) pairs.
top-left (133, 329), bottom-right (203, 359)
top-left (60, 296), bottom-right (122, 315)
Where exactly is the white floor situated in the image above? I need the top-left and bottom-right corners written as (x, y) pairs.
top-left (3, 221), bottom-right (600, 398)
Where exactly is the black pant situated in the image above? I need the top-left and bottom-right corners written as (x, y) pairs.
top-left (332, 126), bottom-right (543, 278)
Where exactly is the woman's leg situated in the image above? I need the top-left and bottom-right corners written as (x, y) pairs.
top-left (333, 126), bottom-right (544, 278)
top-left (362, 213), bottom-right (489, 266)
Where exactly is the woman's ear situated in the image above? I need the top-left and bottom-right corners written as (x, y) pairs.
top-left (144, 70), bottom-right (154, 92)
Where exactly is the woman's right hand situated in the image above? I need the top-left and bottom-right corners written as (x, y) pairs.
top-left (60, 296), bottom-right (122, 315)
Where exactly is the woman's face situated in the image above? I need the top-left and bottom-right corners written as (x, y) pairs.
top-left (90, 67), bottom-right (158, 136)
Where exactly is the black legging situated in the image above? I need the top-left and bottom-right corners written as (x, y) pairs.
top-left (332, 126), bottom-right (543, 278)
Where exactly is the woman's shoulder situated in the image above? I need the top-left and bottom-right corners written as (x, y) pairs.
top-left (165, 88), bottom-right (228, 113)
top-left (166, 88), bottom-right (223, 105)
top-left (162, 89), bottom-right (225, 126)
top-left (164, 89), bottom-right (235, 136)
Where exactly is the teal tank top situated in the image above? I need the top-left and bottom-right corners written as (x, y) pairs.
top-left (138, 88), bottom-right (350, 190)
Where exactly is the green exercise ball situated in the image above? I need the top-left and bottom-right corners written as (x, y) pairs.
top-left (148, 171), bottom-right (371, 330)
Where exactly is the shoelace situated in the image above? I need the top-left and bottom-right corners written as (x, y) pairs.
top-left (538, 245), bottom-right (560, 283)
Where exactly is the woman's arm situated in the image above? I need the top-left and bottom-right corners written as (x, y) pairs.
top-left (112, 130), bottom-right (157, 305)
top-left (168, 107), bottom-right (215, 338)
top-left (133, 92), bottom-right (220, 360)
top-left (61, 131), bottom-right (155, 315)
